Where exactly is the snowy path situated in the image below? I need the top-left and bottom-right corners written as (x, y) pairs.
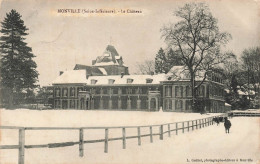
top-left (1, 117), bottom-right (259, 164)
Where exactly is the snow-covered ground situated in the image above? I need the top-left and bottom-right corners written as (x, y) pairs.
top-left (0, 109), bottom-right (259, 164)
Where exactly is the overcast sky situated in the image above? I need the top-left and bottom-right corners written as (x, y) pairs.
top-left (0, 0), bottom-right (259, 86)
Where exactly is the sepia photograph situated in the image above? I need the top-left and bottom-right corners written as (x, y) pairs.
top-left (0, 0), bottom-right (259, 163)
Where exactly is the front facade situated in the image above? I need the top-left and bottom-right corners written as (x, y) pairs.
top-left (52, 45), bottom-right (225, 113)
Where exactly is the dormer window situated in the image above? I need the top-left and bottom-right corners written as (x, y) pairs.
top-left (108, 79), bottom-right (115, 84)
top-left (146, 78), bottom-right (153, 83)
top-left (127, 78), bottom-right (134, 84)
top-left (91, 79), bottom-right (97, 84)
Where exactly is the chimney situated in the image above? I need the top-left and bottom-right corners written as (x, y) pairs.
top-left (121, 72), bottom-right (124, 78)
top-left (59, 71), bottom-right (64, 75)
top-left (92, 60), bottom-right (96, 65)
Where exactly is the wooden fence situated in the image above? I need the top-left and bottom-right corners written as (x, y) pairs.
top-left (0, 113), bottom-right (228, 164)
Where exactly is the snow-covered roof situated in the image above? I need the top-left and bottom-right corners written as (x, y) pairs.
top-left (87, 74), bottom-right (167, 85)
top-left (52, 69), bottom-right (167, 85)
top-left (225, 103), bottom-right (231, 106)
top-left (52, 70), bottom-right (87, 84)
top-left (166, 66), bottom-right (192, 81)
top-left (115, 56), bottom-right (122, 60)
top-left (237, 89), bottom-right (255, 96)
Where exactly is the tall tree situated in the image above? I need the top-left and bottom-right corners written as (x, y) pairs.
top-left (167, 48), bottom-right (183, 67)
top-left (161, 3), bottom-right (232, 112)
top-left (241, 47), bottom-right (260, 98)
top-left (0, 10), bottom-right (38, 108)
top-left (222, 52), bottom-right (240, 108)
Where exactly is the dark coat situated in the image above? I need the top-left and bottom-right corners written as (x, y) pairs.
top-left (224, 120), bottom-right (231, 129)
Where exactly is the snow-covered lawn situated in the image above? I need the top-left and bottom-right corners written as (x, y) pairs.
top-left (0, 109), bottom-right (259, 164)
top-left (0, 109), bottom-right (223, 127)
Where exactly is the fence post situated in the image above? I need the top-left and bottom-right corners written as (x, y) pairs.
top-left (104, 128), bottom-right (109, 153)
top-left (205, 118), bottom-right (207, 127)
top-left (168, 124), bottom-right (171, 137)
top-left (176, 123), bottom-right (178, 135)
top-left (192, 121), bottom-right (194, 131)
top-left (187, 121), bottom-right (189, 132)
top-left (138, 127), bottom-right (141, 146)
top-left (196, 120), bottom-right (198, 129)
top-left (182, 122), bottom-right (184, 133)
top-left (79, 128), bottom-right (84, 157)
top-left (160, 125), bottom-right (163, 140)
top-left (18, 128), bottom-right (25, 164)
top-left (122, 128), bottom-right (126, 149)
top-left (150, 126), bottom-right (153, 143)
top-left (199, 120), bottom-right (201, 128)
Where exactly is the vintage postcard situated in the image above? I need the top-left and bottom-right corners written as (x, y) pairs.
top-left (0, 0), bottom-right (259, 164)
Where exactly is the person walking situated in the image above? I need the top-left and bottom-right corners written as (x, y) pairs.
top-left (224, 117), bottom-right (231, 133)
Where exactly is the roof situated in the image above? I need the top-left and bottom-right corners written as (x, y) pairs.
top-left (52, 70), bottom-right (87, 84)
top-left (52, 71), bottom-right (167, 85)
top-left (87, 74), bottom-right (167, 85)
top-left (225, 103), bottom-right (231, 106)
top-left (93, 45), bottom-right (124, 66)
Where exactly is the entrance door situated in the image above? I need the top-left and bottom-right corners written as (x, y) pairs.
top-left (86, 100), bottom-right (89, 110)
top-left (150, 98), bottom-right (156, 111)
top-left (80, 98), bottom-right (84, 109)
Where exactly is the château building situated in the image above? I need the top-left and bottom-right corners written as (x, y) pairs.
top-left (52, 45), bottom-right (225, 112)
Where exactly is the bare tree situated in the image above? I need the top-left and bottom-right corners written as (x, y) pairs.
top-left (135, 60), bottom-right (155, 75)
top-left (161, 3), bottom-right (232, 112)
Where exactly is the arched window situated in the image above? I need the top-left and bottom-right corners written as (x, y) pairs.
top-left (70, 87), bottom-right (75, 97)
top-left (165, 86), bottom-right (172, 97)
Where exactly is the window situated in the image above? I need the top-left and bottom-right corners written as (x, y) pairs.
top-left (55, 88), bottom-right (60, 97)
top-left (200, 85), bottom-right (205, 97)
top-left (165, 99), bottom-right (172, 110)
top-left (127, 78), bottom-right (134, 84)
top-left (127, 88), bottom-right (132, 94)
top-left (186, 100), bottom-right (192, 111)
top-left (91, 79), bottom-right (97, 84)
top-left (175, 100), bottom-right (183, 110)
top-left (70, 87), bottom-right (75, 97)
top-left (103, 88), bottom-right (107, 94)
top-left (175, 86), bottom-right (183, 97)
top-left (165, 86), bottom-right (172, 97)
top-left (70, 100), bottom-right (75, 108)
top-left (108, 79), bottom-right (115, 84)
top-left (146, 78), bottom-right (153, 83)
top-left (113, 88), bottom-right (118, 94)
top-left (91, 88), bottom-right (96, 94)
top-left (63, 88), bottom-right (68, 97)
top-left (109, 88), bottom-right (113, 94)
top-left (122, 88), bottom-right (126, 94)
top-left (186, 86), bottom-right (192, 97)
top-left (55, 100), bottom-right (60, 108)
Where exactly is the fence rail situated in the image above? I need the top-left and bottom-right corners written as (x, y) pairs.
top-left (231, 112), bottom-right (260, 117)
top-left (0, 113), bottom-right (228, 164)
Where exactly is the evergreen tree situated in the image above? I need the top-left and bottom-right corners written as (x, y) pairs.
top-left (155, 48), bottom-right (168, 73)
top-left (167, 48), bottom-right (183, 67)
top-left (0, 10), bottom-right (38, 108)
